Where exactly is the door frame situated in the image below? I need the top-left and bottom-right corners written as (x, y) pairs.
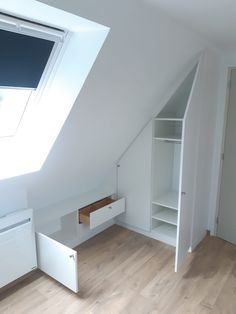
top-left (215, 67), bottom-right (236, 236)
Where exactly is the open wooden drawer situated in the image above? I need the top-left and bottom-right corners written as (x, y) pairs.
top-left (79, 196), bottom-right (125, 229)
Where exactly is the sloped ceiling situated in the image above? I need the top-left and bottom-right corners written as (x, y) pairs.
top-left (147, 0), bottom-right (236, 52)
top-left (0, 0), bottom-right (216, 210)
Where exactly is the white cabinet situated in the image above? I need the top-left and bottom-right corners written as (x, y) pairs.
top-left (153, 64), bottom-right (199, 271)
top-left (0, 209), bottom-right (37, 288)
top-left (117, 122), bottom-right (152, 231)
top-left (0, 196), bottom-right (125, 292)
top-left (0, 208), bottom-right (79, 292)
top-left (117, 61), bottom-right (203, 271)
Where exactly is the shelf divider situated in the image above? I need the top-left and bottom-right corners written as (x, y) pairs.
top-left (152, 191), bottom-right (179, 210)
top-left (152, 208), bottom-right (177, 225)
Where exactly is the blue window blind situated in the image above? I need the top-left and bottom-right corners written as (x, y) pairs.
top-left (0, 29), bottom-right (54, 88)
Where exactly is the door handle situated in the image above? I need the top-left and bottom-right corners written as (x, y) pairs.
top-left (181, 191), bottom-right (186, 196)
top-left (69, 254), bottom-right (75, 260)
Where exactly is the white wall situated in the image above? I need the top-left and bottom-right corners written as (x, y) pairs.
top-left (0, 187), bottom-right (27, 216)
top-left (0, 0), bottom-right (220, 233)
top-left (208, 53), bottom-right (236, 235)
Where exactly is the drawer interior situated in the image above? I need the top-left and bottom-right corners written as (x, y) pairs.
top-left (78, 197), bottom-right (115, 225)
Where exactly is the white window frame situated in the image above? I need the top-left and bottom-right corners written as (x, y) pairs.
top-left (0, 0), bottom-right (109, 180)
top-left (0, 13), bottom-right (67, 137)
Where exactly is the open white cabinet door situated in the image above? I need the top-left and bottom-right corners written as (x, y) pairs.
top-left (36, 232), bottom-right (78, 293)
top-left (175, 63), bottom-right (200, 272)
top-left (175, 117), bottom-right (195, 271)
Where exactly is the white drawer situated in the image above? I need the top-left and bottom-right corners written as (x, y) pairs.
top-left (79, 197), bottom-right (125, 229)
top-left (90, 198), bottom-right (125, 229)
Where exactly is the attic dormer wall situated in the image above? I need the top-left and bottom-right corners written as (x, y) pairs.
top-left (0, 0), bottom-right (221, 218)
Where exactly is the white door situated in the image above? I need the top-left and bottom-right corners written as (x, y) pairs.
top-left (36, 232), bottom-right (78, 292)
top-left (217, 69), bottom-right (236, 245)
top-left (175, 66), bottom-right (201, 271)
top-left (175, 119), bottom-right (195, 271)
top-left (117, 122), bottom-right (152, 231)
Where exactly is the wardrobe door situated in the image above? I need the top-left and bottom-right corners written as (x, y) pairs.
top-left (175, 71), bottom-right (201, 271)
top-left (117, 122), bottom-right (152, 231)
top-left (175, 126), bottom-right (193, 272)
top-left (36, 232), bottom-right (78, 292)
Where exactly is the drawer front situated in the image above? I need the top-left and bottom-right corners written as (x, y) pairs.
top-left (90, 198), bottom-right (125, 229)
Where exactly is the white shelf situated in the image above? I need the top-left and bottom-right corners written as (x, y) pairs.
top-left (152, 209), bottom-right (177, 225)
top-left (152, 223), bottom-right (177, 247)
top-left (152, 191), bottom-right (179, 210)
top-left (155, 118), bottom-right (183, 122)
top-left (153, 136), bottom-right (182, 143)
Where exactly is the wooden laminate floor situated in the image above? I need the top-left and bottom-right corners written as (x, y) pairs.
top-left (0, 225), bottom-right (236, 314)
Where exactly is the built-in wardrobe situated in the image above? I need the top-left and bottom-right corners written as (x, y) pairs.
top-left (0, 56), bottom-right (210, 294)
top-left (117, 58), bottom-right (208, 271)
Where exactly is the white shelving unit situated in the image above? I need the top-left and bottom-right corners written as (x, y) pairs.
top-left (152, 190), bottom-right (179, 210)
top-left (117, 61), bottom-right (200, 272)
top-left (151, 134), bottom-right (180, 247)
top-left (152, 208), bottom-right (177, 225)
top-left (155, 118), bottom-right (183, 121)
top-left (153, 119), bottom-right (182, 143)
top-left (151, 133), bottom-right (181, 247)
top-left (151, 117), bottom-right (182, 247)
top-left (152, 223), bottom-right (177, 247)
top-left (151, 64), bottom-right (197, 251)
top-left (153, 136), bottom-right (182, 143)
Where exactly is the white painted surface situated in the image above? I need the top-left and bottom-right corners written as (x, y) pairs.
top-left (175, 53), bottom-right (217, 267)
top-left (0, 209), bottom-right (37, 288)
top-left (34, 186), bottom-right (116, 230)
top-left (24, 0), bottom-right (212, 210)
top-left (49, 211), bottom-right (78, 247)
top-left (154, 120), bottom-right (182, 141)
top-left (0, 189), bottom-right (27, 217)
top-left (34, 185), bottom-right (117, 249)
top-left (151, 63), bottom-right (198, 265)
top-left (117, 122), bottom-right (152, 232)
top-left (208, 56), bottom-right (232, 235)
top-left (147, 0), bottom-right (236, 52)
top-left (36, 232), bottom-right (78, 293)
top-left (0, 0), bottom-right (222, 245)
top-left (90, 198), bottom-right (125, 229)
top-left (217, 69), bottom-right (236, 245)
top-left (189, 52), bottom-right (220, 247)
top-left (152, 141), bottom-right (179, 201)
top-left (152, 191), bottom-right (178, 210)
top-left (175, 63), bottom-right (200, 271)
top-left (152, 209), bottom-right (177, 225)
top-left (152, 223), bottom-right (177, 247)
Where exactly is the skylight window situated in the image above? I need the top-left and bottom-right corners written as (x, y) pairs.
top-left (0, 13), bottom-right (64, 139)
top-left (0, 0), bottom-right (109, 180)
top-left (0, 29), bottom-right (54, 88)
